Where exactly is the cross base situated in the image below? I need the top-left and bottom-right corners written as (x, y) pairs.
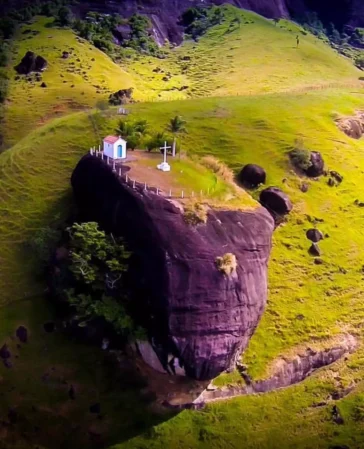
top-left (157, 162), bottom-right (171, 172)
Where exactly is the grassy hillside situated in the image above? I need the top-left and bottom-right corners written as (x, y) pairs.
top-left (2, 4), bottom-right (364, 449)
top-left (3, 7), bottom-right (362, 148)
top-left (126, 6), bottom-right (362, 99)
top-left (1, 88), bottom-right (364, 448)
top-left (2, 16), bottom-right (133, 147)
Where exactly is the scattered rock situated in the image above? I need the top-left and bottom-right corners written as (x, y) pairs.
top-left (328, 178), bottom-right (335, 187)
top-left (306, 228), bottom-right (323, 243)
top-left (0, 344), bottom-right (11, 359)
top-left (15, 51), bottom-right (48, 75)
top-left (309, 243), bottom-right (321, 257)
top-left (89, 403), bottom-right (101, 414)
top-left (300, 182), bottom-right (309, 193)
top-left (260, 187), bottom-right (293, 217)
top-left (40, 82), bottom-right (47, 88)
top-left (306, 151), bottom-right (324, 177)
top-left (314, 258), bottom-right (324, 265)
top-left (16, 326), bottom-right (28, 343)
top-left (330, 171), bottom-right (343, 184)
top-left (43, 322), bottom-right (55, 333)
top-left (62, 51), bottom-right (70, 59)
top-left (336, 112), bottom-right (364, 139)
top-left (238, 164), bottom-right (266, 187)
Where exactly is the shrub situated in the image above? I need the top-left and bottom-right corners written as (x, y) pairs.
top-left (29, 226), bottom-right (61, 266)
top-left (290, 145), bottom-right (312, 171)
top-left (183, 203), bottom-right (208, 225)
top-left (215, 253), bottom-right (237, 275)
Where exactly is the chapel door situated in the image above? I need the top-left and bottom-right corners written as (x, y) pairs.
top-left (117, 145), bottom-right (123, 158)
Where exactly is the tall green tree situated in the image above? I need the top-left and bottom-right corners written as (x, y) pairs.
top-left (167, 116), bottom-right (186, 157)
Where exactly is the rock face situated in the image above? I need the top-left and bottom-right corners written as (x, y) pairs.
top-left (15, 51), bottom-right (48, 75)
top-left (238, 164), bottom-right (266, 187)
top-left (71, 155), bottom-right (275, 381)
top-left (260, 187), bottom-right (292, 217)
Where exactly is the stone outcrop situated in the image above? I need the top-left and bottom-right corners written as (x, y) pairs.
top-left (188, 334), bottom-right (357, 406)
top-left (15, 51), bottom-right (48, 75)
top-left (260, 187), bottom-right (292, 218)
top-left (306, 228), bottom-right (323, 243)
top-left (71, 155), bottom-right (275, 381)
top-left (238, 164), bottom-right (266, 187)
top-left (306, 151), bottom-right (324, 177)
top-left (336, 111), bottom-right (364, 139)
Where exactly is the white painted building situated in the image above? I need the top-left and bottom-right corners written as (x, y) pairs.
top-left (103, 136), bottom-right (127, 160)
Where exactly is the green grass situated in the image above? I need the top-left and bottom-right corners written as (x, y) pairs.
top-left (126, 6), bottom-right (361, 100)
top-left (2, 6), bottom-right (364, 449)
top-left (2, 16), bottom-right (133, 147)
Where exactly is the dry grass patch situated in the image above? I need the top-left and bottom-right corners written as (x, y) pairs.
top-left (215, 253), bottom-right (237, 275)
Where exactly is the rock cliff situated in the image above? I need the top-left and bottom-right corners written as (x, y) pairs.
top-left (71, 155), bottom-right (274, 381)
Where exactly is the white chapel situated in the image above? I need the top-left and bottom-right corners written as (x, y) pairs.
top-left (103, 136), bottom-right (127, 160)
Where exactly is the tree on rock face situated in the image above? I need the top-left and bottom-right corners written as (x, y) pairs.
top-left (168, 116), bottom-right (186, 157)
top-left (238, 164), bottom-right (266, 187)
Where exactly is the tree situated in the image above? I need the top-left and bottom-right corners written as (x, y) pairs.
top-left (57, 6), bottom-right (73, 27)
top-left (167, 116), bottom-right (186, 157)
top-left (146, 132), bottom-right (167, 152)
top-left (134, 119), bottom-right (149, 135)
top-left (115, 120), bottom-right (135, 138)
top-left (126, 134), bottom-right (141, 151)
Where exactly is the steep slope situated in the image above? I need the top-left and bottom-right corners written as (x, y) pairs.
top-left (126, 7), bottom-right (361, 100)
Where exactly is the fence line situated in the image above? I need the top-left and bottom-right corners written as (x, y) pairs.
top-left (89, 149), bottom-right (212, 200)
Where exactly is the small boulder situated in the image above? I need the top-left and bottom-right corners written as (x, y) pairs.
top-left (328, 178), bottom-right (335, 187)
top-left (41, 82), bottom-right (47, 88)
top-left (306, 151), bottom-right (324, 177)
top-left (260, 187), bottom-right (292, 216)
top-left (16, 326), bottom-right (28, 343)
top-left (300, 182), bottom-right (309, 193)
top-left (309, 243), bottom-right (321, 257)
top-left (62, 51), bottom-right (70, 59)
top-left (238, 164), bottom-right (266, 187)
top-left (332, 405), bottom-right (345, 425)
top-left (330, 170), bottom-right (343, 184)
top-left (314, 258), bottom-right (324, 265)
top-left (0, 344), bottom-right (11, 359)
top-left (306, 229), bottom-right (323, 243)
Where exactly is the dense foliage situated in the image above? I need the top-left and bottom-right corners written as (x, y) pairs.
top-left (62, 222), bottom-right (145, 339)
top-left (181, 6), bottom-right (225, 39)
top-left (290, 141), bottom-right (312, 172)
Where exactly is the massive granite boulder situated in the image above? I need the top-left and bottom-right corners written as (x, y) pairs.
top-left (71, 155), bottom-right (274, 381)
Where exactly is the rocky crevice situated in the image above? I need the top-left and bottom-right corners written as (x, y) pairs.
top-left (186, 334), bottom-right (358, 406)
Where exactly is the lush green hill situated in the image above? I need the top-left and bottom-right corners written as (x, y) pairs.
top-left (2, 4), bottom-right (364, 449)
top-left (126, 6), bottom-right (362, 99)
top-left (2, 16), bottom-right (133, 147)
top-left (2, 88), bottom-right (364, 448)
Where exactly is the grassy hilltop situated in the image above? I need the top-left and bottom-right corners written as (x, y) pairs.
top-left (1, 4), bottom-right (364, 449)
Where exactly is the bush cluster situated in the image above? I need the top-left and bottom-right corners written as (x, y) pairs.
top-left (181, 6), bottom-right (225, 39)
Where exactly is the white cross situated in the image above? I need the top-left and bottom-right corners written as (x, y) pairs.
top-left (160, 141), bottom-right (172, 164)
